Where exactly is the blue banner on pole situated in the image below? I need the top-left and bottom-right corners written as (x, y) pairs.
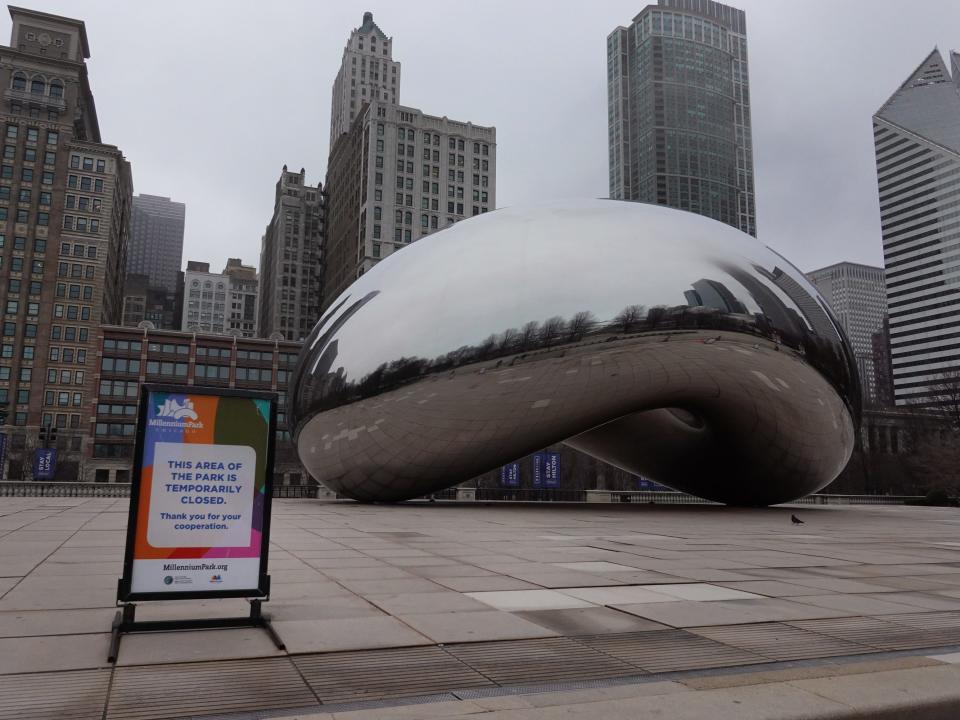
top-left (532, 453), bottom-right (545, 487)
top-left (499, 462), bottom-right (520, 487)
top-left (0, 434), bottom-right (6, 480)
top-left (33, 447), bottom-right (57, 480)
top-left (544, 452), bottom-right (561, 488)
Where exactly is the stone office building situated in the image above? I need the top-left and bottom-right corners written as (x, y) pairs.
top-left (323, 13), bottom-right (496, 310)
top-left (180, 259), bottom-right (259, 338)
top-left (0, 8), bottom-right (132, 482)
top-left (257, 166), bottom-right (324, 341)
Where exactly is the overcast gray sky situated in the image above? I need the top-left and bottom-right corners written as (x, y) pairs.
top-left (9, 1), bottom-right (960, 274)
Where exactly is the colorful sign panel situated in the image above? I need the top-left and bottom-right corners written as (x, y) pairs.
top-left (118, 385), bottom-right (277, 601)
top-left (33, 447), bottom-right (57, 480)
top-left (499, 462), bottom-right (520, 487)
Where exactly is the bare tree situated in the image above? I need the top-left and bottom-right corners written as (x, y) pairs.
top-left (927, 368), bottom-right (960, 428)
top-left (539, 316), bottom-right (565, 347)
top-left (497, 327), bottom-right (519, 353)
top-left (477, 334), bottom-right (497, 358)
top-left (908, 431), bottom-right (960, 497)
top-left (566, 311), bottom-right (596, 341)
top-left (519, 321), bottom-right (540, 350)
top-left (613, 304), bottom-right (646, 333)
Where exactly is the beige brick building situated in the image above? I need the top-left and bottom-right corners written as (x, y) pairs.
top-left (0, 7), bottom-right (132, 481)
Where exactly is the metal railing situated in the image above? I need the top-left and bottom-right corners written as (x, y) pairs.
top-left (0, 482), bottom-right (935, 506)
top-left (0, 481), bottom-right (131, 498)
top-left (791, 493), bottom-right (926, 505)
top-left (476, 488), bottom-right (588, 502)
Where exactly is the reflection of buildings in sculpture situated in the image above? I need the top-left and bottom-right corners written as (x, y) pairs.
top-left (807, 262), bottom-right (887, 403)
top-left (722, 266), bottom-right (807, 342)
top-left (873, 49), bottom-right (960, 407)
top-left (768, 267), bottom-right (840, 341)
top-left (684, 279), bottom-right (749, 314)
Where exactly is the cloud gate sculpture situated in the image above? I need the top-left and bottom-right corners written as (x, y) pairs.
top-left (290, 200), bottom-right (859, 506)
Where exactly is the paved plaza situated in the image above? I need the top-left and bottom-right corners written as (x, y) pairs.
top-left (2, 498), bottom-right (960, 718)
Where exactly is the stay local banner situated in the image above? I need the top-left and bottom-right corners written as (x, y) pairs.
top-left (119, 386), bottom-right (276, 601)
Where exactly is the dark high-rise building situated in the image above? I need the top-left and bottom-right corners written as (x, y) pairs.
top-left (128, 194), bottom-right (185, 295)
top-left (257, 166), bottom-right (324, 341)
top-left (121, 273), bottom-right (178, 330)
top-left (873, 49), bottom-right (960, 407)
top-left (608, 0), bottom-right (756, 236)
top-left (0, 8), bottom-right (132, 481)
top-left (871, 317), bottom-right (894, 408)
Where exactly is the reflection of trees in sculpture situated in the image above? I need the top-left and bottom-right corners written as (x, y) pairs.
top-left (296, 289), bottom-right (850, 420)
top-left (519, 321), bottom-right (540, 350)
top-left (539, 316), bottom-right (565, 348)
top-left (497, 328), bottom-right (519, 353)
top-left (614, 305), bottom-right (645, 333)
top-left (567, 311), bottom-right (596, 341)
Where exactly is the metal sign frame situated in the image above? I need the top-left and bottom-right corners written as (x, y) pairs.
top-left (117, 384), bottom-right (278, 602)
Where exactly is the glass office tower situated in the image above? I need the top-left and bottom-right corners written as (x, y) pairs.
top-left (608, 0), bottom-right (756, 236)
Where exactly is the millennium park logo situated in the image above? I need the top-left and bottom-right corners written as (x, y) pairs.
top-left (148, 397), bottom-right (204, 430)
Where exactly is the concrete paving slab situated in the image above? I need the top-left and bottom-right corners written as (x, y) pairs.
top-left (0, 607), bottom-right (117, 637)
top-left (116, 626), bottom-right (286, 665)
top-left (559, 585), bottom-right (680, 605)
top-left (646, 583), bottom-right (764, 601)
top-left (368, 591), bottom-right (491, 614)
top-left (788, 664), bottom-right (960, 713)
top-left (398, 609), bottom-right (559, 643)
top-left (515, 607), bottom-right (670, 635)
top-left (433, 575), bottom-right (542, 592)
top-left (465, 589), bottom-right (595, 611)
top-left (0, 633), bottom-right (111, 673)
top-left (272, 616), bottom-right (432, 653)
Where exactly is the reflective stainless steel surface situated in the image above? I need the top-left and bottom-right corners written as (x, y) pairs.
top-left (290, 200), bottom-right (860, 505)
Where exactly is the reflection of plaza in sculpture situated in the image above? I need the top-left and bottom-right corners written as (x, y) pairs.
top-left (290, 201), bottom-right (860, 505)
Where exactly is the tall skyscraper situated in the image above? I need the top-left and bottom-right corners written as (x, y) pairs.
top-left (807, 262), bottom-right (887, 404)
top-left (181, 259), bottom-right (259, 337)
top-left (329, 11), bottom-right (401, 151)
top-left (873, 49), bottom-right (960, 407)
top-left (0, 8), bottom-right (132, 481)
top-left (323, 14), bottom-right (496, 311)
top-left (257, 167), bottom-right (324, 341)
top-left (607, 0), bottom-right (756, 236)
top-left (128, 194), bottom-right (185, 295)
